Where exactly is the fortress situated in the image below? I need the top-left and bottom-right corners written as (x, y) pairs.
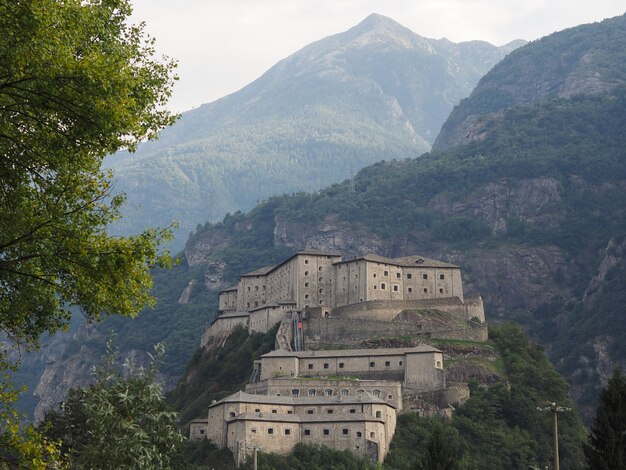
top-left (192, 252), bottom-right (487, 466)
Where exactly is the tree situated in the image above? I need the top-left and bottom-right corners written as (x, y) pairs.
top-left (415, 422), bottom-right (459, 470)
top-left (0, 0), bottom-right (177, 347)
top-left (41, 342), bottom-right (185, 469)
top-left (584, 368), bottom-right (626, 470)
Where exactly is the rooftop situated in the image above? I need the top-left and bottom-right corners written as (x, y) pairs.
top-left (261, 345), bottom-right (441, 359)
top-left (209, 391), bottom-right (395, 409)
top-left (241, 251), bottom-right (342, 277)
top-left (334, 253), bottom-right (458, 269)
top-left (230, 412), bottom-right (386, 424)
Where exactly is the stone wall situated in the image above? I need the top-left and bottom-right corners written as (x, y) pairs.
top-left (303, 317), bottom-right (488, 347)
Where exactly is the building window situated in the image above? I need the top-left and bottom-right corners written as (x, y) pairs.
top-left (287, 410), bottom-right (293, 414)
top-left (439, 288), bottom-right (444, 293)
top-left (373, 285), bottom-right (377, 290)
top-left (424, 288), bottom-right (428, 293)
top-left (380, 283), bottom-right (386, 290)
top-left (436, 360), bottom-right (442, 368)
top-left (200, 429), bottom-right (205, 435)
top-left (319, 300), bottom-right (324, 305)
top-left (373, 273), bottom-right (377, 278)
top-left (423, 274), bottom-right (428, 279)
top-left (385, 361), bottom-right (390, 367)
top-left (247, 286), bottom-right (251, 292)
top-left (357, 389), bottom-right (365, 396)
top-left (341, 389), bottom-right (349, 396)
top-left (384, 270), bottom-right (388, 276)
top-left (246, 302), bottom-right (250, 308)
top-left (319, 288), bottom-right (323, 293)
top-left (304, 282), bottom-right (309, 287)
top-left (339, 362), bottom-right (344, 368)
top-left (342, 429), bottom-right (349, 435)
top-left (370, 432), bottom-right (375, 438)
top-left (324, 389), bottom-right (333, 396)
top-left (308, 389), bottom-right (316, 396)
top-left (370, 361), bottom-right (375, 367)
top-left (356, 432), bottom-right (362, 438)
top-left (254, 301), bottom-right (258, 307)
top-left (250, 429), bottom-right (256, 434)
top-left (304, 294), bottom-right (309, 299)
top-left (407, 273), bottom-right (412, 279)
top-left (373, 389), bottom-right (381, 397)
top-left (304, 429), bottom-right (311, 436)
top-left (393, 285), bottom-right (399, 292)
top-left (440, 274), bottom-right (445, 279)
top-left (268, 428), bottom-right (274, 435)
top-left (323, 363), bottom-right (329, 369)
top-left (255, 408), bottom-right (260, 412)
top-left (292, 388), bottom-right (300, 397)
top-left (323, 429), bottom-right (330, 436)
top-left (396, 272), bottom-right (401, 278)
top-left (399, 361), bottom-right (403, 366)
top-left (285, 429), bottom-right (291, 435)
top-left (319, 266), bottom-right (323, 271)
top-left (254, 285), bottom-right (259, 291)
top-left (271, 409), bottom-right (277, 414)
top-left (327, 409), bottom-right (333, 414)
top-left (318, 277), bottom-right (323, 282)
top-left (408, 287), bottom-right (413, 293)
top-left (304, 259), bottom-right (309, 264)
top-left (376, 411), bottom-right (382, 418)
top-left (229, 411), bottom-right (235, 417)
top-left (307, 409), bottom-right (314, 414)
top-left (305, 271), bottom-right (309, 276)
top-left (349, 408), bottom-right (355, 413)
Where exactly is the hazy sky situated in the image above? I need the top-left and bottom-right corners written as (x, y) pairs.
top-left (130, 1), bottom-right (625, 113)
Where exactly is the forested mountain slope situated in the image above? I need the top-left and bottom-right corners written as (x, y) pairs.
top-left (105, 14), bottom-right (521, 250)
top-left (433, 13), bottom-right (626, 151)
top-left (180, 85), bottom-right (626, 419)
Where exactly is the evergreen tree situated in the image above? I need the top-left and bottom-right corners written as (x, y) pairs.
top-left (416, 422), bottom-right (459, 470)
top-left (584, 368), bottom-right (626, 470)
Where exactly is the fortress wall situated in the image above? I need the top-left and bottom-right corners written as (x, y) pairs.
top-left (245, 378), bottom-right (403, 410)
top-left (200, 314), bottom-right (249, 347)
top-left (303, 317), bottom-right (488, 346)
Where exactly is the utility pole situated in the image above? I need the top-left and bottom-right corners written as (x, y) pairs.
top-left (253, 446), bottom-right (258, 470)
top-left (537, 402), bottom-right (571, 470)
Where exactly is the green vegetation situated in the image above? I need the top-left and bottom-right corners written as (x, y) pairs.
top-left (0, 0), bottom-right (177, 463)
top-left (584, 368), bottom-right (626, 469)
top-left (40, 343), bottom-right (185, 469)
top-left (168, 325), bottom-right (279, 426)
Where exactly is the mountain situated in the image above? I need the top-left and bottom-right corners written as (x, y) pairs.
top-left (433, 13), bottom-right (626, 151)
top-left (105, 14), bottom-right (522, 250)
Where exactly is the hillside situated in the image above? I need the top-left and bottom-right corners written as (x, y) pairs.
top-left (433, 13), bottom-right (626, 151)
top-left (195, 87), bottom-right (626, 419)
top-left (105, 14), bottom-right (521, 250)
top-left (173, 324), bottom-right (586, 469)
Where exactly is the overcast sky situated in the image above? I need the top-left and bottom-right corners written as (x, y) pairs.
top-left (130, 1), bottom-right (625, 113)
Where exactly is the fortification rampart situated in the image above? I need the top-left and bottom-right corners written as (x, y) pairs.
top-left (303, 317), bottom-right (487, 348)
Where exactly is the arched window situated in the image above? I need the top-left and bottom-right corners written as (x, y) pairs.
top-left (324, 389), bottom-right (333, 397)
top-left (291, 388), bottom-right (300, 397)
top-left (340, 389), bottom-right (349, 396)
top-left (372, 389), bottom-right (381, 397)
top-left (357, 389), bottom-right (365, 396)
top-left (308, 389), bottom-right (316, 397)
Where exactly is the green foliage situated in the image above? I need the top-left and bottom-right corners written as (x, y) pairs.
top-left (0, 358), bottom-right (66, 469)
top-left (41, 342), bottom-right (184, 469)
top-left (168, 325), bottom-right (279, 427)
top-left (385, 324), bottom-right (585, 470)
top-left (240, 443), bottom-right (377, 470)
top-left (0, 0), bottom-right (177, 347)
top-left (584, 368), bottom-right (626, 470)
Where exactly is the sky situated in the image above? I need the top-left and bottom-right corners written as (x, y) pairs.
top-left (130, 0), bottom-right (625, 113)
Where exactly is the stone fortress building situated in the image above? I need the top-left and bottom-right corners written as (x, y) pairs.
top-left (193, 252), bottom-right (487, 466)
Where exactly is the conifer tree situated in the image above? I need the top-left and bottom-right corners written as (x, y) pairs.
top-left (584, 368), bottom-right (626, 470)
